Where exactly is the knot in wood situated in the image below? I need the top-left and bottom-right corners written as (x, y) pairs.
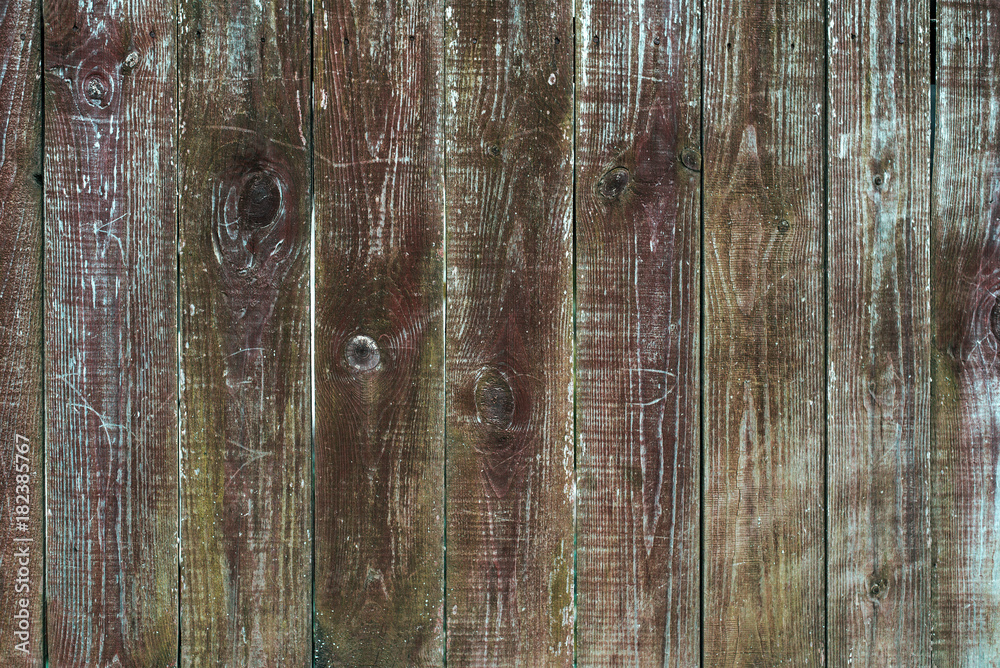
top-left (598, 167), bottom-right (629, 199)
top-left (777, 219), bottom-right (790, 233)
top-left (680, 147), bottom-right (702, 172)
top-left (990, 297), bottom-right (1000, 341)
top-left (866, 574), bottom-right (888, 600)
top-left (122, 51), bottom-right (140, 72)
top-left (474, 368), bottom-right (514, 429)
top-left (238, 172), bottom-right (282, 230)
top-left (83, 72), bottom-right (111, 108)
top-left (345, 335), bottom-right (380, 372)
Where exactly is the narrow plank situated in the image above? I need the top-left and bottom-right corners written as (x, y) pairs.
top-left (43, 1), bottom-right (178, 664)
top-left (702, 0), bottom-right (826, 663)
top-left (444, 0), bottom-right (575, 663)
top-left (0, 0), bottom-right (43, 664)
top-left (574, 0), bottom-right (701, 664)
top-left (177, 0), bottom-right (311, 664)
top-left (826, 2), bottom-right (931, 664)
top-left (312, 0), bottom-right (445, 664)
top-left (931, 1), bottom-right (1000, 662)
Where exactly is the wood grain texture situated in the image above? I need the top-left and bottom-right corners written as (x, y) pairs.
top-left (702, 0), bottom-right (826, 664)
top-left (0, 0), bottom-right (43, 664)
top-left (177, 0), bottom-right (311, 664)
top-left (574, 0), bottom-right (701, 665)
top-left (931, 1), bottom-right (1000, 663)
top-left (827, 2), bottom-right (931, 664)
top-left (43, 0), bottom-right (178, 664)
top-left (312, 0), bottom-right (445, 664)
top-left (444, 0), bottom-right (575, 664)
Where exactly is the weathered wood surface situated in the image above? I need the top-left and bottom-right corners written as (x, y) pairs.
top-left (444, 0), bottom-right (575, 663)
top-left (43, 0), bottom-right (178, 665)
top-left (702, 0), bottom-right (826, 664)
top-left (827, 2), bottom-right (931, 664)
top-left (311, 0), bottom-right (445, 665)
top-left (0, 0), bottom-right (43, 664)
top-left (177, 0), bottom-right (311, 663)
top-left (574, 0), bottom-right (701, 665)
top-left (932, 1), bottom-right (1000, 662)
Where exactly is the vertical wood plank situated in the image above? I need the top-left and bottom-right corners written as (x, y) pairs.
top-left (0, 0), bottom-right (43, 664)
top-left (177, 0), bottom-right (311, 664)
top-left (574, 0), bottom-right (701, 665)
top-left (827, 2), bottom-right (931, 664)
top-left (702, 0), bottom-right (826, 663)
top-left (444, 0), bottom-right (575, 663)
top-left (312, 0), bottom-right (445, 664)
top-left (43, 0), bottom-right (178, 664)
top-left (931, 1), bottom-right (1000, 662)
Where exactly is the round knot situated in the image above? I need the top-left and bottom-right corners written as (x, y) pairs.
top-left (598, 167), bottom-right (630, 199)
top-left (474, 368), bottom-right (514, 429)
top-left (83, 72), bottom-right (111, 108)
top-left (867, 575), bottom-right (888, 600)
top-left (345, 335), bottom-right (380, 372)
top-left (238, 172), bottom-right (282, 229)
top-left (680, 147), bottom-right (702, 172)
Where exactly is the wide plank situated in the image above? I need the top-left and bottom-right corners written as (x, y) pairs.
top-left (443, 0), bottom-right (575, 663)
top-left (702, 0), bottom-right (826, 663)
top-left (0, 0), bottom-right (43, 664)
top-left (827, 1), bottom-right (931, 664)
top-left (574, 0), bottom-right (701, 665)
top-left (312, 0), bottom-right (445, 664)
top-left (177, 0), bottom-right (311, 663)
top-left (43, 1), bottom-right (178, 664)
top-left (931, 0), bottom-right (1000, 662)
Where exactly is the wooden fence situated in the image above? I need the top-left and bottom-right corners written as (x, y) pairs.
top-left (0, 0), bottom-right (995, 665)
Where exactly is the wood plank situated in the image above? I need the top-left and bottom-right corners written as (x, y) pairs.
top-left (702, 0), bottom-right (826, 663)
top-left (311, 0), bottom-right (445, 665)
top-left (0, 0), bottom-right (43, 664)
top-left (176, 0), bottom-right (311, 664)
top-left (931, 1), bottom-right (1000, 662)
top-left (826, 2), bottom-right (931, 664)
top-left (443, 0), bottom-right (575, 663)
top-left (574, 0), bottom-right (701, 665)
top-left (43, 1), bottom-right (178, 664)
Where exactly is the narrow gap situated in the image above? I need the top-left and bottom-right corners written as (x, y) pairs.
top-left (308, 2), bottom-right (316, 665)
top-left (697, 0), bottom-right (705, 662)
top-left (930, 0), bottom-right (937, 87)
top-left (39, 0), bottom-right (49, 663)
top-left (927, 0), bottom-right (937, 661)
top-left (441, 0), bottom-right (449, 663)
top-left (174, 0), bottom-right (182, 664)
top-left (570, 12), bottom-right (579, 668)
top-left (821, 0), bottom-right (831, 661)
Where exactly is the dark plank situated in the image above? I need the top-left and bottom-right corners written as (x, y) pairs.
top-left (931, 1), bottom-right (1000, 661)
top-left (0, 0), bottom-right (43, 664)
top-left (177, 0), bottom-right (311, 664)
top-left (444, 0), bottom-right (575, 663)
top-left (826, 2), bottom-right (931, 663)
top-left (702, 0), bottom-right (826, 663)
top-left (312, 0), bottom-right (445, 665)
top-left (574, 0), bottom-right (701, 665)
top-left (43, 1), bottom-right (178, 664)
